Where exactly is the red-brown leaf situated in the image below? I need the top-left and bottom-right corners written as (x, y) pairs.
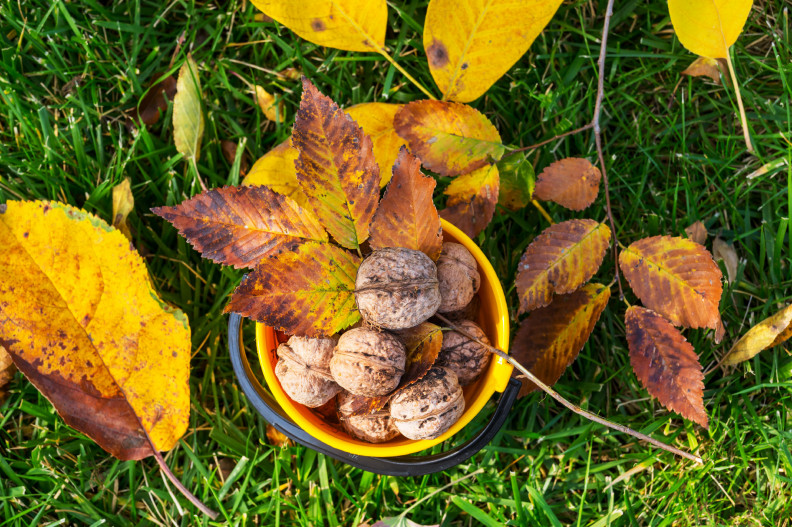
top-left (439, 164), bottom-right (499, 238)
top-left (135, 74), bottom-right (177, 126)
top-left (534, 158), bottom-right (601, 211)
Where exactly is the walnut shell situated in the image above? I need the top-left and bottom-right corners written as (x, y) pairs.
top-left (389, 367), bottom-right (465, 440)
top-left (436, 320), bottom-right (492, 386)
top-left (337, 391), bottom-right (401, 443)
top-left (275, 336), bottom-right (341, 408)
top-left (441, 294), bottom-right (480, 322)
top-left (355, 248), bottom-right (441, 330)
top-left (330, 328), bottom-right (406, 397)
top-left (437, 243), bottom-right (480, 313)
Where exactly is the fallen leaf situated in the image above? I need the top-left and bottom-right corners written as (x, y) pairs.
top-left (533, 158), bottom-right (601, 211)
top-left (0, 346), bottom-right (16, 403)
top-left (0, 201), bottom-right (190, 459)
top-left (293, 78), bottom-right (380, 250)
top-left (712, 237), bottom-right (738, 284)
top-left (250, 0), bottom-right (387, 52)
top-left (266, 424), bottom-right (293, 447)
top-left (625, 306), bottom-right (708, 428)
top-left (511, 284), bottom-right (610, 397)
top-left (173, 55), bottom-right (204, 170)
top-left (722, 304), bottom-right (792, 365)
top-left (619, 236), bottom-right (724, 341)
top-left (153, 185), bottom-right (328, 270)
top-left (224, 242), bottom-right (361, 337)
top-left (684, 220), bottom-right (708, 245)
top-left (369, 147), bottom-right (443, 260)
top-left (243, 140), bottom-right (308, 207)
top-left (681, 56), bottom-right (724, 84)
top-left (221, 140), bottom-right (250, 176)
top-left (345, 103), bottom-right (405, 187)
top-left (255, 85), bottom-right (285, 123)
top-left (394, 100), bottom-right (504, 177)
top-left (135, 74), bottom-right (177, 126)
top-left (497, 152), bottom-right (535, 211)
top-left (281, 67), bottom-right (302, 80)
top-left (439, 164), bottom-right (499, 238)
top-left (668, 0), bottom-right (752, 59)
top-left (423, 0), bottom-right (563, 102)
top-left (515, 219), bottom-right (611, 313)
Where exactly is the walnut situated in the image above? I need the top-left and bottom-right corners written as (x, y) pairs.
top-left (441, 294), bottom-right (480, 322)
top-left (436, 320), bottom-right (492, 386)
top-left (330, 328), bottom-right (406, 397)
top-left (275, 336), bottom-right (341, 408)
top-left (436, 243), bottom-right (480, 313)
top-left (337, 391), bottom-right (401, 443)
top-left (389, 367), bottom-right (465, 440)
top-left (355, 247), bottom-right (441, 330)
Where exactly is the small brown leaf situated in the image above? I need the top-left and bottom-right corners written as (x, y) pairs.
top-left (221, 140), bottom-right (250, 176)
top-left (255, 85), bottom-right (285, 123)
top-left (266, 424), bottom-right (292, 447)
top-left (722, 304), bottom-right (792, 365)
top-left (534, 158), bottom-right (601, 211)
top-left (684, 221), bottom-right (708, 245)
top-left (0, 346), bottom-right (16, 403)
top-left (112, 178), bottom-right (134, 241)
top-left (439, 164), bottom-right (499, 238)
top-left (511, 284), bottom-right (610, 397)
top-left (712, 237), bottom-right (738, 284)
top-left (515, 219), bottom-right (611, 313)
top-left (625, 306), bottom-right (708, 428)
top-left (135, 74), bottom-right (177, 126)
top-left (369, 147), bottom-right (443, 260)
top-left (681, 56), bottom-right (725, 84)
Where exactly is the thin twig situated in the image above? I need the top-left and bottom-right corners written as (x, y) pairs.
top-left (503, 123), bottom-right (594, 159)
top-left (151, 447), bottom-right (219, 519)
top-left (436, 314), bottom-right (704, 465)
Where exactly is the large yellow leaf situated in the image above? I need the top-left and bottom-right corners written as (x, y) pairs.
top-left (344, 103), bottom-right (404, 187)
top-left (0, 201), bottom-right (190, 460)
top-left (243, 140), bottom-right (309, 207)
top-left (439, 163), bottom-right (499, 238)
top-left (173, 56), bottom-right (204, 169)
top-left (722, 304), bottom-right (792, 365)
top-left (668, 0), bottom-right (753, 59)
top-left (251, 0), bottom-right (387, 53)
top-left (424, 0), bottom-right (564, 102)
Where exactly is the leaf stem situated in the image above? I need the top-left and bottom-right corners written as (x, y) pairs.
top-left (435, 314), bottom-right (704, 465)
top-left (531, 200), bottom-right (554, 225)
top-left (151, 446), bottom-right (219, 519)
top-left (725, 49), bottom-right (753, 153)
top-left (375, 46), bottom-right (436, 100)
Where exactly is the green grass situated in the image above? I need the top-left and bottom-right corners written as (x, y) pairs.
top-left (1, 0), bottom-right (791, 525)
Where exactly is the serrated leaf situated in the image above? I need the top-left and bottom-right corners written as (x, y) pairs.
top-left (251, 0), bottom-right (387, 53)
top-left (619, 236), bottom-right (724, 341)
top-left (681, 56), bottom-right (724, 84)
top-left (515, 219), bottom-right (611, 313)
top-left (625, 306), bottom-right (708, 428)
top-left (394, 100), bottom-right (504, 177)
top-left (369, 147), bottom-right (443, 260)
top-left (345, 103), bottom-right (405, 187)
top-left (668, 0), bottom-right (752, 59)
top-left (255, 85), bottom-right (284, 123)
top-left (723, 304), bottom-right (792, 365)
top-left (439, 164), bottom-right (499, 238)
top-left (243, 140), bottom-right (309, 207)
top-left (224, 242), bottom-right (361, 337)
top-left (511, 284), bottom-right (610, 397)
top-left (152, 186), bottom-right (328, 270)
top-left (0, 201), bottom-right (190, 459)
top-left (534, 158), bottom-right (601, 211)
top-left (173, 55), bottom-right (204, 168)
top-left (423, 0), bottom-right (563, 103)
top-left (497, 152), bottom-right (535, 211)
top-left (293, 79), bottom-right (380, 250)
top-left (112, 178), bottom-right (134, 241)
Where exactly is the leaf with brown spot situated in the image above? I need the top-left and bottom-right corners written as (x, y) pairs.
top-left (681, 56), bottom-right (725, 84)
top-left (345, 103), bottom-right (405, 187)
top-left (153, 186), bottom-right (328, 270)
top-left (394, 100), bottom-right (504, 177)
top-left (369, 147), bottom-right (443, 260)
top-left (619, 236), bottom-right (724, 341)
top-left (243, 140), bottom-right (308, 207)
top-left (511, 284), bottom-right (610, 398)
top-left (515, 219), bottom-right (611, 314)
top-left (135, 73), bottom-right (177, 126)
top-left (224, 242), bottom-right (361, 337)
top-left (625, 306), bottom-right (708, 428)
top-left (112, 178), bottom-right (134, 241)
top-left (712, 237), bottom-right (738, 284)
top-left (0, 346), bottom-right (16, 403)
top-left (439, 164), bottom-right (499, 238)
top-left (255, 85), bottom-right (285, 123)
top-left (722, 304), bottom-right (792, 365)
top-left (293, 78), bottom-right (380, 250)
top-left (684, 220), bottom-right (708, 245)
top-left (497, 152), bottom-right (535, 211)
top-left (534, 158), bottom-right (601, 211)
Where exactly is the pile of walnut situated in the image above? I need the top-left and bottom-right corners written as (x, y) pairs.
top-left (274, 243), bottom-right (493, 443)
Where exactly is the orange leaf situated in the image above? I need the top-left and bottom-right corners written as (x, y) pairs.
top-left (369, 147), bottom-right (443, 260)
top-left (394, 100), bottom-right (504, 177)
top-left (439, 164), bottom-right (499, 238)
top-left (344, 103), bottom-right (405, 187)
top-left (681, 56), bottom-right (725, 84)
top-left (511, 284), bottom-right (610, 397)
top-left (224, 242), bottom-right (361, 337)
top-left (293, 79), bottom-right (380, 250)
top-left (243, 140), bottom-right (309, 207)
top-left (515, 219), bottom-right (611, 313)
top-left (619, 236), bottom-right (724, 341)
top-left (534, 158), bottom-right (601, 211)
top-left (153, 186), bottom-right (328, 269)
top-left (625, 306), bottom-right (708, 428)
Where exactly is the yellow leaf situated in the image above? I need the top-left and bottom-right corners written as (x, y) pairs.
top-left (173, 55), bottom-right (204, 167)
top-left (250, 0), bottom-right (387, 53)
top-left (345, 103), bottom-right (404, 187)
top-left (723, 304), bottom-right (792, 365)
top-left (439, 163), bottom-right (499, 238)
top-left (112, 177), bottom-right (134, 241)
top-left (0, 201), bottom-right (191, 460)
top-left (424, 0), bottom-right (564, 102)
top-left (243, 140), bottom-right (309, 207)
top-left (255, 85), bottom-right (284, 123)
top-left (668, 0), bottom-right (753, 59)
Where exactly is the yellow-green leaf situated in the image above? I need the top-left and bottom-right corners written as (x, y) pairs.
top-left (345, 103), bottom-right (404, 187)
top-left (173, 55), bottom-right (204, 168)
top-left (723, 304), bottom-right (792, 365)
top-left (497, 152), bottom-right (535, 211)
top-left (424, 0), bottom-right (564, 102)
top-left (243, 140), bottom-right (309, 207)
top-left (112, 177), bottom-right (134, 241)
top-left (439, 163), bottom-right (499, 238)
top-left (668, 0), bottom-right (753, 59)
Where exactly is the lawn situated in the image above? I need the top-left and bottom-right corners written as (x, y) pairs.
top-left (1, 0), bottom-right (791, 525)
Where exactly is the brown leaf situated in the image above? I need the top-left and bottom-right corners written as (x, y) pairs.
top-left (722, 304), bottom-right (792, 365)
top-left (112, 178), bottom-right (134, 241)
top-left (394, 100), bottom-right (504, 177)
top-left (266, 424), bottom-right (292, 447)
top-left (135, 73), bottom-right (177, 126)
top-left (439, 164), bottom-right (499, 238)
top-left (0, 346), bottom-right (16, 403)
top-left (712, 237), bottom-right (738, 284)
top-left (515, 219), bottom-right (611, 313)
top-left (681, 56), bottom-right (724, 84)
top-left (511, 284), bottom-right (610, 397)
top-left (221, 140), bottom-right (250, 176)
top-left (684, 221), bottom-right (708, 245)
top-left (224, 242), bottom-right (361, 337)
top-left (243, 140), bottom-right (308, 207)
top-left (153, 185), bottom-right (328, 270)
top-left (534, 158), bottom-right (601, 211)
top-left (625, 306), bottom-right (708, 428)
top-left (369, 147), bottom-right (443, 260)
top-left (255, 85), bottom-right (285, 123)
top-left (619, 236), bottom-right (724, 341)
top-left (293, 78), bottom-right (380, 250)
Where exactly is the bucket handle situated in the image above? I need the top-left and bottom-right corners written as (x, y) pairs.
top-left (228, 313), bottom-right (520, 477)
